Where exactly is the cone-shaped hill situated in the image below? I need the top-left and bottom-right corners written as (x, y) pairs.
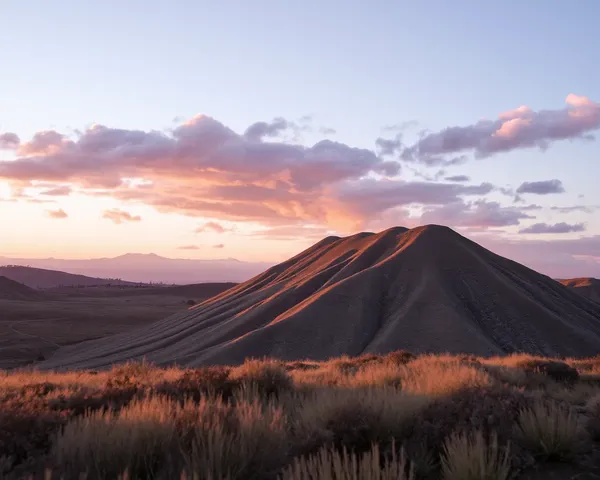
top-left (0, 276), bottom-right (45, 300)
top-left (41, 225), bottom-right (600, 369)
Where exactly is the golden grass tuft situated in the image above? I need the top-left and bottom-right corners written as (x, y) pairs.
top-left (441, 430), bottom-right (511, 480)
top-left (281, 442), bottom-right (414, 480)
top-left (515, 400), bottom-right (580, 461)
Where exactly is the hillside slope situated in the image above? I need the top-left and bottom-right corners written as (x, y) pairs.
top-left (0, 266), bottom-right (135, 289)
top-left (559, 277), bottom-right (600, 303)
top-left (0, 276), bottom-right (45, 300)
top-left (42, 225), bottom-right (600, 370)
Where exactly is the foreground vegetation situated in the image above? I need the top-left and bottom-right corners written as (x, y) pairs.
top-left (3, 352), bottom-right (600, 479)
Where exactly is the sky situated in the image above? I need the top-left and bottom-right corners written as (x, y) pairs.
top-left (1, 0), bottom-right (600, 277)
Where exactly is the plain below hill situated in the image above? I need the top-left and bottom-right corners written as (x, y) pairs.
top-left (41, 224), bottom-right (600, 371)
top-left (559, 277), bottom-right (600, 303)
top-left (0, 276), bottom-right (45, 300)
top-left (0, 265), bottom-right (136, 289)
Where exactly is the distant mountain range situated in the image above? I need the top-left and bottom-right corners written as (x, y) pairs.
top-left (0, 266), bottom-right (137, 289)
top-left (0, 253), bottom-right (273, 284)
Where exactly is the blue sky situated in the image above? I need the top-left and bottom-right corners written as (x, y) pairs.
top-left (0, 0), bottom-right (599, 276)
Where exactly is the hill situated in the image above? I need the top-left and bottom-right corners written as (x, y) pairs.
top-left (0, 276), bottom-right (45, 300)
top-left (0, 254), bottom-right (272, 284)
top-left (41, 225), bottom-right (600, 370)
top-left (0, 265), bottom-right (136, 289)
top-left (559, 277), bottom-right (600, 303)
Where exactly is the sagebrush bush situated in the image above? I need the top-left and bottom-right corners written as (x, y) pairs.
top-left (53, 395), bottom-right (180, 478)
top-left (515, 359), bottom-right (579, 385)
top-left (281, 442), bottom-right (414, 480)
top-left (516, 400), bottom-right (580, 461)
top-left (294, 387), bottom-right (430, 454)
top-left (399, 388), bottom-right (531, 475)
top-left (183, 391), bottom-right (289, 479)
top-left (441, 430), bottom-right (511, 480)
top-left (231, 359), bottom-right (294, 397)
top-left (155, 366), bottom-right (238, 401)
top-left (398, 356), bottom-right (492, 396)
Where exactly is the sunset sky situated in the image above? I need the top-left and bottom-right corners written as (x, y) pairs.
top-left (1, 1), bottom-right (600, 277)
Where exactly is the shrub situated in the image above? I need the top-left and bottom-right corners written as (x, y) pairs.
top-left (231, 359), bottom-right (294, 397)
top-left (516, 360), bottom-right (579, 385)
top-left (400, 388), bottom-right (532, 475)
top-left (585, 394), bottom-right (600, 440)
top-left (515, 400), bottom-right (579, 461)
top-left (0, 400), bottom-right (68, 475)
top-left (183, 392), bottom-right (289, 479)
top-left (106, 359), bottom-right (157, 388)
top-left (281, 442), bottom-right (414, 480)
top-left (155, 367), bottom-right (238, 402)
top-left (294, 387), bottom-right (430, 455)
top-left (399, 357), bottom-right (492, 396)
top-left (53, 396), bottom-right (179, 478)
top-left (186, 299), bottom-right (196, 306)
top-left (383, 350), bottom-right (416, 366)
top-left (53, 392), bottom-right (289, 480)
top-left (441, 430), bottom-right (511, 480)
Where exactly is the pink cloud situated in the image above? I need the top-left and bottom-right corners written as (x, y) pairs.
top-left (402, 94), bottom-right (600, 162)
top-left (102, 209), bottom-right (142, 224)
top-left (213, 243), bottom-right (224, 249)
top-left (195, 221), bottom-right (229, 234)
top-left (177, 245), bottom-right (200, 250)
top-left (47, 208), bottom-right (68, 219)
top-left (519, 222), bottom-right (586, 234)
top-left (420, 200), bottom-right (535, 228)
top-left (40, 185), bottom-right (72, 196)
top-left (0, 132), bottom-right (20, 150)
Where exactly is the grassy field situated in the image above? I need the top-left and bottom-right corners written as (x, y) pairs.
top-left (3, 352), bottom-right (600, 479)
top-left (0, 285), bottom-right (232, 369)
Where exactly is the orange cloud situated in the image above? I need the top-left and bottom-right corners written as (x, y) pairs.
top-left (47, 208), bottom-right (68, 219)
top-left (102, 209), bottom-right (142, 224)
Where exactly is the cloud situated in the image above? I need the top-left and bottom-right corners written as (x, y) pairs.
top-left (213, 243), bottom-right (224, 249)
top-left (319, 127), bottom-right (337, 135)
top-left (249, 225), bottom-right (336, 240)
top-left (0, 105), bottom-right (592, 234)
top-left (516, 179), bottom-right (564, 195)
top-left (444, 175), bottom-right (470, 183)
top-left (473, 233), bottom-right (600, 278)
top-left (0, 115), bottom-right (404, 228)
top-left (195, 221), bottom-right (230, 234)
top-left (521, 204), bottom-right (543, 211)
top-left (244, 117), bottom-right (292, 141)
top-left (519, 222), bottom-right (586, 234)
top-left (375, 136), bottom-right (402, 156)
top-left (551, 205), bottom-right (595, 214)
top-left (47, 208), bottom-right (68, 219)
top-left (39, 185), bottom-right (72, 196)
top-left (177, 245), bottom-right (200, 250)
top-left (420, 200), bottom-right (535, 228)
top-left (0, 132), bottom-right (20, 150)
top-left (402, 94), bottom-right (600, 163)
top-left (102, 208), bottom-right (142, 224)
top-left (336, 179), bottom-right (495, 220)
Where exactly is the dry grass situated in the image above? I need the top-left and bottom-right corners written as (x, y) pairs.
top-left (281, 442), bottom-right (414, 480)
top-left (441, 431), bottom-right (511, 480)
top-left (2, 352), bottom-right (600, 478)
top-left (515, 400), bottom-right (580, 461)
